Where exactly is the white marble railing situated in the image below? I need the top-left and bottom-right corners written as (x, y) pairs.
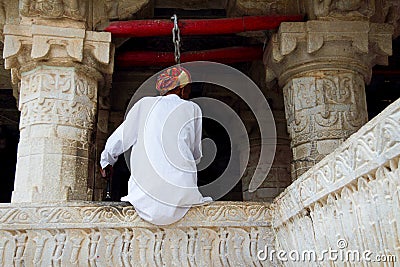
top-left (0, 201), bottom-right (276, 267)
top-left (271, 98), bottom-right (400, 266)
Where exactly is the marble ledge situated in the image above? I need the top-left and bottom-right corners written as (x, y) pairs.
top-left (0, 201), bottom-right (272, 229)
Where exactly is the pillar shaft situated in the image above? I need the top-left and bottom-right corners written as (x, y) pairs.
top-left (265, 21), bottom-right (393, 179)
top-left (13, 66), bottom-right (98, 202)
top-left (284, 70), bottom-right (367, 177)
top-left (3, 23), bottom-right (113, 202)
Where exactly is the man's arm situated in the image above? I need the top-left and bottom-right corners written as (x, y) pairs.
top-left (100, 122), bottom-right (125, 170)
top-left (100, 101), bottom-right (141, 175)
top-left (193, 104), bottom-right (203, 164)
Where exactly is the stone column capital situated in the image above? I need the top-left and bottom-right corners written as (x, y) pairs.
top-left (264, 21), bottom-right (393, 87)
top-left (3, 24), bottom-right (114, 82)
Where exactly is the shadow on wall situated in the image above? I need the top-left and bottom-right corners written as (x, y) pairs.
top-left (0, 126), bottom-right (17, 203)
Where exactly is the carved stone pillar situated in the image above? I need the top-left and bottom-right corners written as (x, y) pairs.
top-left (264, 21), bottom-right (393, 179)
top-left (3, 23), bottom-right (113, 202)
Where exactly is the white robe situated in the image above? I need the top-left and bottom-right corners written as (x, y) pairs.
top-left (100, 94), bottom-right (212, 225)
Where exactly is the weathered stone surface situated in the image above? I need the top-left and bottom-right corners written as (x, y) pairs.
top-left (3, 24), bottom-right (113, 74)
top-left (305, 0), bottom-right (376, 21)
top-left (0, 42), bottom-right (10, 89)
top-left (271, 97), bottom-right (400, 265)
top-left (227, 0), bottom-right (301, 17)
top-left (283, 70), bottom-right (368, 177)
top-left (0, 0), bottom-right (19, 90)
top-left (12, 66), bottom-right (98, 202)
top-left (304, 0), bottom-right (400, 38)
top-left (264, 21), bottom-right (393, 178)
top-left (265, 21), bottom-right (393, 85)
top-left (19, 0), bottom-right (88, 21)
top-left (2, 23), bottom-right (113, 203)
top-left (0, 201), bottom-right (276, 266)
top-left (93, 0), bottom-right (154, 30)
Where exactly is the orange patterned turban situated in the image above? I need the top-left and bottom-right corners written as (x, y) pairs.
top-left (156, 66), bottom-right (191, 95)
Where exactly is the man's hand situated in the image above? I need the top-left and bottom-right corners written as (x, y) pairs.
top-left (100, 164), bottom-right (113, 178)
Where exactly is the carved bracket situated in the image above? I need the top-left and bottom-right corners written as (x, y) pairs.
top-left (271, 21), bottom-right (392, 62)
top-left (2, 24), bottom-right (113, 80)
top-left (264, 21), bottom-right (394, 85)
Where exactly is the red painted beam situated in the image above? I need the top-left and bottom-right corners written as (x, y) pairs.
top-left (116, 46), bottom-right (263, 67)
top-left (105, 15), bottom-right (303, 37)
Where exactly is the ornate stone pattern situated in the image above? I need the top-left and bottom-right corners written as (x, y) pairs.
top-left (264, 21), bottom-right (393, 178)
top-left (309, 0), bottom-right (375, 20)
top-left (304, 0), bottom-right (400, 37)
top-left (19, 66), bottom-right (97, 129)
top-left (271, 98), bottom-right (400, 263)
top-left (19, 0), bottom-right (86, 21)
top-left (0, 0), bottom-right (19, 32)
top-left (9, 65), bottom-right (99, 203)
top-left (382, 0), bottom-right (400, 38)
top-left (283, 70), bottom-right (368, 177)
top-left (0, 202), bottom-right (276, 266)
top-left (3, 24), bottom-right (113, 74)
top-left (1, 22), bottom-right (113, 203)
top-left (265, 21), bottom-right (393, 85)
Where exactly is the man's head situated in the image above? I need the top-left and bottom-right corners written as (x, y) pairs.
top-left (156, 66), bottom-right (191, 99)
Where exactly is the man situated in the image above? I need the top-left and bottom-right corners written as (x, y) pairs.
top-left (100, 66), bottom-right (212, 225)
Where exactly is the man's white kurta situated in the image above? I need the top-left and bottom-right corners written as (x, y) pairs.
top-left (100, 94), bottom-right (212, 225)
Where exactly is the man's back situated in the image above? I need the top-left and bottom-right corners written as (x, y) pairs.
top-left (104, 94), bottom-right (211, 225)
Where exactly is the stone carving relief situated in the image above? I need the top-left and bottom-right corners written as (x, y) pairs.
top-left (282, 70), bottom-right (368, 177)
top-left (19, 0), bottom-right (86, 20)
top-left (381, 0), bottom-right (400, 38)
top-left (104, 0), bottom-right (151, 20)
top-left (3, 24), bottom-right (113, 76)
top-left (264, 20), bottom-right (393, 178)
top-left (284, 71), bottom-right (367, 146)
top-left (93, 0), bottom-right (152, 29)
top-left (0, 202), bottom-right (275, 266)
top-left (1, 23), bottom-right (113, 203)
top-left (19, 66), bottom-right (97, 130)
top-left (311, 0), bottom-right (375, 20)
top-left (267, 21), bottom-right (393, 72)
top-left (271, 98), bottom-right (400, 263)
top-left (0, 0), bottom-right (19, 30)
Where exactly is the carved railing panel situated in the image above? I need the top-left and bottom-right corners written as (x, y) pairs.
top-left (0, 202), bottom-right (277, 267)
top-left (271, 98), bottom-right (400, 266)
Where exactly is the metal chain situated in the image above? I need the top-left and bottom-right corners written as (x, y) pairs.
top-left (171, 14), bottom-right (181, 64)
